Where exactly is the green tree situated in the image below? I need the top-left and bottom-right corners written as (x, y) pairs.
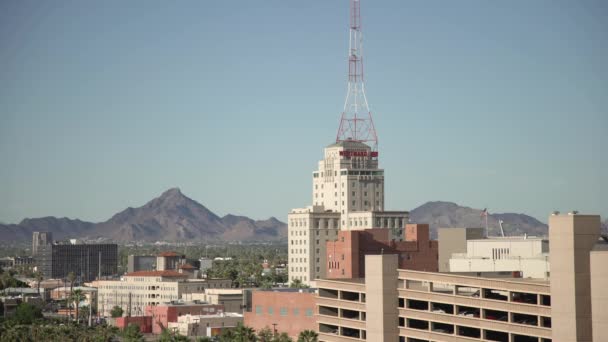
top-left (195, 337), bottom-right (213, 342)
top-left (289, 279), bottom-right (309, 289)
top-left (297, 330), bottom-right (318, 342)
top-left (121, 323), bottom-right (145, 342)
top-left (110, 305), bottom-right (124, 318)
top-left (12, 302), bottom-right (43, 324)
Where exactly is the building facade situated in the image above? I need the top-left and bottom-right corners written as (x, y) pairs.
top-left (326, 224), bottom-right (438, 279)
top-left (37, 242), bottom-right (117, 282)
top-left (168, 313), bottom-right (243, 338)
top-left (93, 271), bottom-right (231, 318)
top-left (244, 288), bottom-right (317, 339)
top-left (315, 213), bottom-right (606, 342)
top-left (145, 302), bottom-right (225, 334)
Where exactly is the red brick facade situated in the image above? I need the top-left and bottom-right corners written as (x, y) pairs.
top-left (244, 290), bottom-right (317, 338)
top-left (326, 224), bottom-right (438, 279)
top-left (115, 316), bottom-right (152, 333)
top-left (145, 303), bottom-right (225, 334)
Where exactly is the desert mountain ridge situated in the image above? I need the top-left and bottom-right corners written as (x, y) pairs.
top-left (1, 190), bottom-right (605, 244)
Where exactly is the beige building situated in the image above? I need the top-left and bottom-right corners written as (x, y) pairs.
top-left (315, 213), bottom-right (607, 342)
top-left (92, 270), bottom-right (231, 317)
top-left (168, 312), bottom-right (243, 338)
top-left (316, 255), bottom-right (399, 342)
top-left (549, 213), bottom-right (601, 342)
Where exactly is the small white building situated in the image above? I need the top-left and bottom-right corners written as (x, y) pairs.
top-left (448, 236), bottom-right (550, 279)
top-left (168, 312), bottom-right (243, 337)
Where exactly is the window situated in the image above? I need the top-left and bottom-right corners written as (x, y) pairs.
top-left (255, 306), bottom-right (262, 315)
top-left (352, 191), bottom-right (356, 196)
top-left (280, 307), bottom-right (288, 316)
top-left (268, 307), bottom-right (274, 315)
top-left (352, 201), bottom-right (356, 205)
top-left (305, 309), bottom-right (313, 317)
top-left (293, 308), bottom-right (299, 316)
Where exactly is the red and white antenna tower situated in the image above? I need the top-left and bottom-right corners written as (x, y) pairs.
top-left (336, 0), bottom-right (378, 150)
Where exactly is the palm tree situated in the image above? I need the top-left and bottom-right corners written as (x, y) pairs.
top-left (67, 271), bottom-right (76, 321)
top-left (275, 332), bottom-right (293, 342)
top-left (34, 271), bottom-right (44, 299)
top-left (257, 327), bottom-right (273, 342)
top-left (71, 289), bottom-right (85, 324)
top-left (297, 330), bottom-right (318, 342)
top-left (232, 322), bottom-right (257, 342)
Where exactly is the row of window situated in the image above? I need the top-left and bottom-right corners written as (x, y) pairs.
top-left (290, 248), bottom-right (307, 255)
top-left (255, 306), bottom-right (314, 317)
top-left (399, 318), bottom-right (550, 342)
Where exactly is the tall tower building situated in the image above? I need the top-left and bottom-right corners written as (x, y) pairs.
top-left (288, 0), bottom-right (408, 286)
top-left (32, 231), bottom-right (52, 255)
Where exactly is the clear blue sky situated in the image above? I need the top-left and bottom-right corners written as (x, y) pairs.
top-left (1, 0), bottom-right (606, 224)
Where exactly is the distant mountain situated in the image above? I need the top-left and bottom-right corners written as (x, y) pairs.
top-left (0, 217), bottom-right (95, 244)
top-left (409, 201), bottom-right (548, 239)
top-left (0, 188), bottom-right (287, 243)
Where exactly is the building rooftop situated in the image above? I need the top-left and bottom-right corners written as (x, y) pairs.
top-left (125, 270), bottom-right (188, 278)
top-left (179, 264), bottom-right (195, 270)
top-left (204, 289), bottom-right (243, 295)
top-left (326, 140), bottom-right (371, 149)
top-left (50, 286), bottom-right (98, 292)
top-left (158, 251), bottom-right (180, 257)
top-left (254, 288), bottom-right (317, 293)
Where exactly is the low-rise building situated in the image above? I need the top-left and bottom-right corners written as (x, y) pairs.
top-left (93, 270), bottom-right (231, 317)
top-left (145, 302), bottom-right (225, 334)
top-left (447, 235), bottom-right (550, 279)
top-left (244, 288), bottom-right (317, 338)
top-left (191, 289), bottom-right (244, 313)
top-left (168, 312), bottom-right (243, 338)
top-left (49, 286), bottom-right (97, 309)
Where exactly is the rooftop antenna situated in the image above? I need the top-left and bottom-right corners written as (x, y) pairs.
top-left (336, 0), bottom-right (378, 151)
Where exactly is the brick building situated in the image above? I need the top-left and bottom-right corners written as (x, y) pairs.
top-left (244, 288), bottom-right (317, 338)
top-left (145, 302), bottom-right (225, 334)
top-left (326, 224), bottom-right (438, 279)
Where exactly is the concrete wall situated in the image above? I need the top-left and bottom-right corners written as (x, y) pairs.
top-left (549, 214), bottom-right (600, 342)
top-left (365, 254), bottom-right (398, 342)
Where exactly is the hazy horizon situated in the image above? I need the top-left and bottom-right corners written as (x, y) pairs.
top-left (1, 0), bottom-right (607, 224)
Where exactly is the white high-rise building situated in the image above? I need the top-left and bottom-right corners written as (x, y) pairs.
top-left (288, 140), bottom-right (408, 286)
top-left (288, 0), bottom-right (408, 286)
